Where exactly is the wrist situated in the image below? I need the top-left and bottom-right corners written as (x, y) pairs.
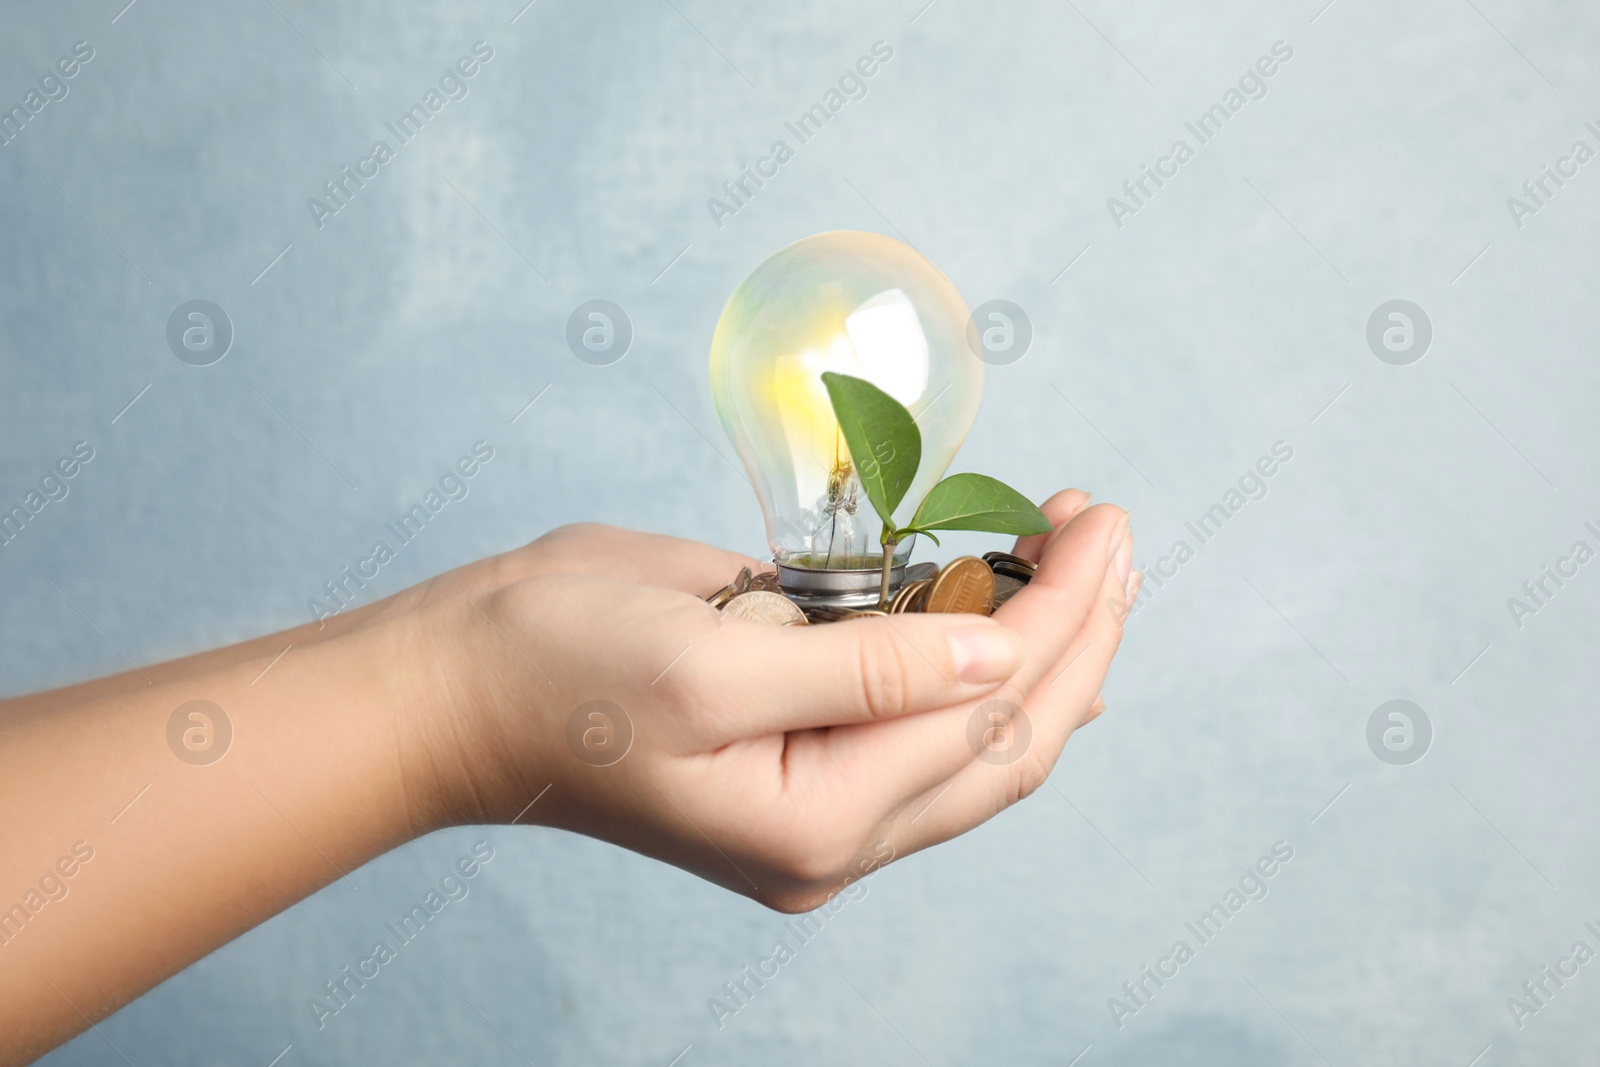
top-left (385, 589), bottom-right (556, 833)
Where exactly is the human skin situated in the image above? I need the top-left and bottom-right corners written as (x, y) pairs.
top-left (0, 489), bottom-right (1135, 1064)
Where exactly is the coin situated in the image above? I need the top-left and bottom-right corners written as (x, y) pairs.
top-left (722, 590), bottom-right (809, 626)
top-left (992, 573), bottom-right (1025, 608)
top-left (887, 582), bottom-right (916, 614)
top-left (748, 570), bottom-right (781, 593)
top-left (904, 561), bottom-right (938, 583)
top-left (982, 551), bottom-right (1037, 575)
top-left (809, 607), bottom-right (889, 622)
top-left (890, 578), bottom-right (933, 614)
top-left (925, 556), bottom-right (995, 614)
top-left (906, 578), bottom-right (933, 612)
top-left (991, 561), bottom-right (1036, 584)
top-left (983, 551), bottom-right (1036, 587)
top-left (706, 566), bottom-right (753, 607)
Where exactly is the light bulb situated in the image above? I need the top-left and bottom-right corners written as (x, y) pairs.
top-left (710, 230), bottom-right (983, 605)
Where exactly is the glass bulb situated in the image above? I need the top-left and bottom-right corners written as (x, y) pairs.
top-left (710, 231), bottom-right (982, 594)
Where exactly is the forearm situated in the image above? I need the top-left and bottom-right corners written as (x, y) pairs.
top-left (0, 614), bottom-right (445, 1066)
top-left (0, 536), bottom-right (645, 722)
top-left (0, 589), bottom-right (420, 722)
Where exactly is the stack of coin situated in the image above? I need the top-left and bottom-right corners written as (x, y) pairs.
top-left (982, 551), bottom-right (1038, 609)
top-left (706, 567), bottom-right (755, 609)
top-left (706, 566), bottom-right (810, 625)
top-left (707, 554), bottom-right (1038, 624)
top-left (887, 576), bottom-right (931, 614)
top-left (802, 605), bottom-right (886, 623)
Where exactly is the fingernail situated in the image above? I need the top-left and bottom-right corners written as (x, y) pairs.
top-left (1124, 569), bottom-right (1142, 605)
top-left (1091, 694), bottom-right (1106, 713)
top-left (1106, 514), bottom-right (1130, 563)
top-left (949, 626), bottom-right (1023, 684)
top-left (1113, 522), bottom-right (1134, 587)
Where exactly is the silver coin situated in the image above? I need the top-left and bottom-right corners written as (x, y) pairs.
top-left (721, 590), bottom-right (809, 626)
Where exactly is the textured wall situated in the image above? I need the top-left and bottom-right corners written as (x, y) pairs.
top-left (4, 1), bottom-right (1599, 1063)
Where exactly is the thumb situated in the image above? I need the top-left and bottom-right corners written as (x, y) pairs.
top-left (701, 612), bottom-right (1024, 735)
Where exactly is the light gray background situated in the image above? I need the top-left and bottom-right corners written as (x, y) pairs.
top-left (3, 0), bottom-right (1598, 1063)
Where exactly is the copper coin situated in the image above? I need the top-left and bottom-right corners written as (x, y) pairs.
top-left (992, 573), bottom-right (1025, 608)
top-left (906, 578), bottom-right (933, 612)
top-left (722, 590), bottom-right (809, 626)
top-left (887, 582), bottom-right (916, 614)
top-left (983, 551), bottom-right (1038, 574)
top-left (890, 578), bottom-right (933, 614)
top-left (924, 557), bottom-right (995, 614)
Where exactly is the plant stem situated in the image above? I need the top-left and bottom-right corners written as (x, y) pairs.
top-left (878, 528), bottom-right (899, 611)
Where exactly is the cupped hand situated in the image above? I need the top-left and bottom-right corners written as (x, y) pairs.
top-left (417, 492), bottom-right (1136, 912)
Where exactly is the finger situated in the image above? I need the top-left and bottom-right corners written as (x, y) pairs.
top-left (1016, 562), bottom-right (1132, 753)
top-left (991, 502), bottom-right (1127, 694)
top-left (785, 683), bottom-right (1008, 826)
top-left (1011, 488), bottom-right (1093, 563)
top-left (884, 560), bottom-right (1133, 855)
top-left (690, 611), bottom-right (1024, 737)
top-left (768, 710), bottom-right (979, 844)
top-left (1072, 573), bottom-right (1137, 731)
top-left (792, 520), bottom-right (1128, 820)
top-left (768, 503), bottom-right (1126, 813)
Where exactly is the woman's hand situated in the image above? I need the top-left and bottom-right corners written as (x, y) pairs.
top-left (0, 490), bottom-right (1133, 1062)
top-left (411, 491), bottom-right (1136, 911)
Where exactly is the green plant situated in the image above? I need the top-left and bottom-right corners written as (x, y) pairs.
top-left (821, 372), bottom-right (1052, 608)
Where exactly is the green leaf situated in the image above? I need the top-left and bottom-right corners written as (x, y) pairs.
top-left (906, 473), bottom-right (1053, 536)
top-left (821, 372), bottom-right (922, 526)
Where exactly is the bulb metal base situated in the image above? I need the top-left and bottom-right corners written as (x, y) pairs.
top-left (776, 561), bottom-right (905, 610)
